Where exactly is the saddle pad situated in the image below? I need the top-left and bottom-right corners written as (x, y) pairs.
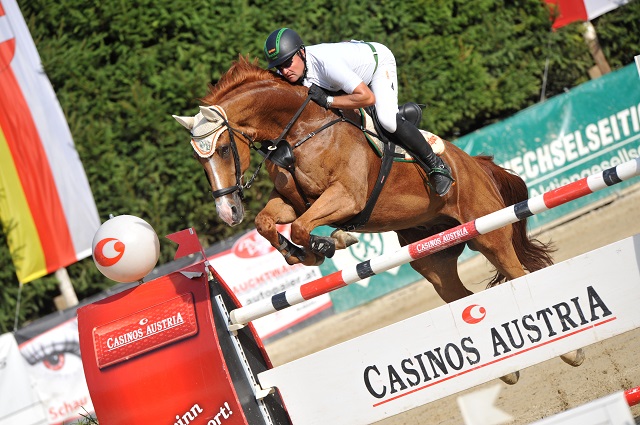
top-left (360, 109), bottom-right (445, 160)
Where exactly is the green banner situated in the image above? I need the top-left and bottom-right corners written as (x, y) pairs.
top-left (457, 63), bottom-right (640, 230)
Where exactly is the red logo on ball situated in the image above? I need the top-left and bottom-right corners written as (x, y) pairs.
top-left (94, 238), bottom-right (125, 266)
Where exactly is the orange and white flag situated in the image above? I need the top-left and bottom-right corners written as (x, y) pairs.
top-left (544, 0), bottom-right (630, 29)
top-left (0, 0), bottom-right (100, 283)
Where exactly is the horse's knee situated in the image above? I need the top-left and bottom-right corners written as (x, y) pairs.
top-left (289, 222), bottom-right (310, 247)
top-left (254, 212), bottom-right (274, 235)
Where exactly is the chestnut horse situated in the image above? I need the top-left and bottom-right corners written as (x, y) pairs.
top-left (173, 57), bottom-right (583, 382)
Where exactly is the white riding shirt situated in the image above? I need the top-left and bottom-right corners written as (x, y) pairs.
top-left (302, 41), bottom-right (400, 133)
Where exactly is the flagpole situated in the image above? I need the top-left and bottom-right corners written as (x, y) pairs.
top-left (55, 267), bottom-right (79, 308)
top-left (582, 21), bottom-right (611, 78)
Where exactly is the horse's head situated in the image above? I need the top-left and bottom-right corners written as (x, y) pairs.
top-left (174, 56), bottom-right (326, 227)
top-left (173, 104), bottom-right (249, 226)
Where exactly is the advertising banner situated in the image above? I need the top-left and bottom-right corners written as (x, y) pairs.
top-left (457, 64), bottom-right (640, 231)
top-left (18, 318), bottom-right (93, 424)
top-left (0, 333), bottom-right (47, 425)
top-left (258, 235), bottom-right (640, 425)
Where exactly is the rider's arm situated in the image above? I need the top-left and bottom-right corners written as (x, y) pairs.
top-left (329, 82), bottom-right (375, 109)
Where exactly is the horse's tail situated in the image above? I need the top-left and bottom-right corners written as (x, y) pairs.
top-left (474, 155), bottom-right (555, 287)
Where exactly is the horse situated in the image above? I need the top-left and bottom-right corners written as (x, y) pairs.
top-left (173, 56), bottom-right (584, 383)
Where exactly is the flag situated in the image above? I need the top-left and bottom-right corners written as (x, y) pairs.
top-left (0, 0), bottom-right (100, 283)
top-left (544, 0), bottom-right (630, 29)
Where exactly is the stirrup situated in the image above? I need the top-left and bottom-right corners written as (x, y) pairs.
top-left (428, 163), bottom-right (454, 196)
top-left (428, 164), bottom-right (454, 179)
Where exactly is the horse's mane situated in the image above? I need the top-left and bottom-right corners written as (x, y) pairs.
top-left (201, 55), bottom-right (281, 105)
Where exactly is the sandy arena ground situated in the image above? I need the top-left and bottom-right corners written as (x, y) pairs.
top-left (264, 184), bottom-right (640, 424)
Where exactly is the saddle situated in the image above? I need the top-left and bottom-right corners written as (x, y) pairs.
top-left (362, 103), bottom-right (445, 159)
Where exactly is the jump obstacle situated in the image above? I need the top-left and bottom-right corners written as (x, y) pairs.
top-left (229, 156), bottom-right (640, 326)
top-left (78, 157), bottom-right (640, 425)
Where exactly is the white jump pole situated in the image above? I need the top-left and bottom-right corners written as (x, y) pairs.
top-left (230, 157), bottom-right (640, 327)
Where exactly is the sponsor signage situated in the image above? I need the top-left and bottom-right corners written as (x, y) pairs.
top-left (93, 293), bottom-right (198, 368)
top-left (79, 268), bottom-right (261, 424)
top-left (258, 235), bottom-right (640, 425)
top-left (457, 64), bottom-right (640, 231)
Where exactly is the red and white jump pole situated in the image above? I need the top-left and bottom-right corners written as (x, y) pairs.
top-left (625, 386), bottom-right (640, 406)
top-left (230, 157), bottom-right (640, 326)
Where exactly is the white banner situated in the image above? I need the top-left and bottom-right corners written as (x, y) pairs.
top-left (259, 234), bottom-right (640, 425)
top-left (0, 333), bottom-right (46, 425)
top-left (18, 318), bottom-right (93, 424)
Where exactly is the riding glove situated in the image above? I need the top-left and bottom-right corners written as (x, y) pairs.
top-left (308, 84), bottom-right (331, 109)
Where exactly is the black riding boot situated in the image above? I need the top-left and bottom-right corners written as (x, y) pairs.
top-left (392, 114), bottom-right (454, 196)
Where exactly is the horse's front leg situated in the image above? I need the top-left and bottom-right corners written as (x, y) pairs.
top-left (254, 191), bottom-right (310, 265)
top-left (289, 184), bottom-right (364, 261)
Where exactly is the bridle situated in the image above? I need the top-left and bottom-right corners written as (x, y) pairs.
top-left (200, 96), bottom-right (314, 201)
top-left (196, 107), bottom-right (258, 200)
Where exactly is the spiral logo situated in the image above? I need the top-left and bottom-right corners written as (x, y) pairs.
top-left (462, 304), bottom-right (486, 324)
top-left (94, 238), bottom-right (125, 266)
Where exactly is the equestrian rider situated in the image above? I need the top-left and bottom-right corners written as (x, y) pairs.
top-left (263, 28), bottom-right (454, 196)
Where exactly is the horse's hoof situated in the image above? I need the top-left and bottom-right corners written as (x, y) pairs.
top-left (499, 371), bottom-right (520, 385)
top-left (560, 348), bottom-right (585, 367)
top-left (331, 229), bottom-right (359, 248)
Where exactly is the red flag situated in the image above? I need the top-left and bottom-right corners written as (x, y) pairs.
top-left (544, 0), bottom-right (629, 29)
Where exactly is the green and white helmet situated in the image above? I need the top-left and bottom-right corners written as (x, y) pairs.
top-left (263, 28), bottom-right (304, 69)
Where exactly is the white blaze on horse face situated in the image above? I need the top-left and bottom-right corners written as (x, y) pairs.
top-left (206, 156), bottom-right (240, 226)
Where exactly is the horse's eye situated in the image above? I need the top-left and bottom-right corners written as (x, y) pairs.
top-left (219, 145), bottom-right (231, 158)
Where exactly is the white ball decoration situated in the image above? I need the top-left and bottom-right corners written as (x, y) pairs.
top-left (92, 215), bottom-right (160, 282)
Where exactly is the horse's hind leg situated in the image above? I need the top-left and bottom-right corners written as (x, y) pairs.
top-left (396, 227), bottom-right (529, 385)
top-left (396, 229), bottom-right (472, 303)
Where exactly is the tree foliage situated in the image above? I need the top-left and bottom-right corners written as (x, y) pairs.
top-left (2, 0), bottom-right (639, 332)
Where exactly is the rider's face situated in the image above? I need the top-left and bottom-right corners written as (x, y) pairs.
top-left (278, 51), bottom-right (304, 83)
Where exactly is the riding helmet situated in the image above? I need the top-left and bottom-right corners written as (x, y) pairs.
top-left (263, 28), bottom-right (304, 69)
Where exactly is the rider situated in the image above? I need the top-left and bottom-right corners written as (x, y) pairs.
top-left (263, 27), bottom-right (454, 196)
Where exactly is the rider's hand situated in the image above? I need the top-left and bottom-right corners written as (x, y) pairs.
top-left (308, 84), bottom-right (332, 109)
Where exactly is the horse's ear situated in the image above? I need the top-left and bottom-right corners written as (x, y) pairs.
top-left (172, 114), bottom-right (195, 130)
top-left (199, 106), bottom-right (219, 122)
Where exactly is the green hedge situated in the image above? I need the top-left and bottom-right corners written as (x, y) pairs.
top-left (2, 0), bottom-right (639, 332)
